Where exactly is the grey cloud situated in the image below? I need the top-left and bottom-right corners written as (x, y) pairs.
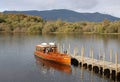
top-left (36, 0), bottom-right (98, 10)
top-left (0, 0), bottom-right (120, 17)
top-left (51, 0), bottom-right (97, 9)
top-left (69, 0), bottom-right (98, 9)
top-left (42, 0), bottom-right (98, 9)
top-left (0, 0), bottom-right (98, 10)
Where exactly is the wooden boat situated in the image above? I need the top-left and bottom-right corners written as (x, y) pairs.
top-left (34, 42), bottom-right (71, 65)
top-left (35, 56), bottom-right (71, 74)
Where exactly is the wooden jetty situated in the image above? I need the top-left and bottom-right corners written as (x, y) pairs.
top-left (57, 43), bottom-right (120, 79)
top-left (71, 47), bottom-right (120, 78)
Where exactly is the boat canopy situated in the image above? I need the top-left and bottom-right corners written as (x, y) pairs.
top-left (36, 42), bottom-right (56, 48)
top-left (49, 42), bottom-right (56, 47)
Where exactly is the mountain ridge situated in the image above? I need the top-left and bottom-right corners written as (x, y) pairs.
top-left (4, 9), bottom-right (120, 22)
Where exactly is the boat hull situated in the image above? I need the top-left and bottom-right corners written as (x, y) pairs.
top-left (34, 51), bottom-right (71, 65)
top-left (35, 56), bottom-right (71, 74)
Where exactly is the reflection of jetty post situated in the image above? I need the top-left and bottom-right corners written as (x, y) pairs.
top-left (115, 52), bottom-right (118, 77)
top-left (71, 47), bottom-right (120, 79)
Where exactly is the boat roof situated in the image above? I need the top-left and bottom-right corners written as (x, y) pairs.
top-left (36, 42), bottom-right (56, 48)
top-left (36, 44), bottom-right (49, 48)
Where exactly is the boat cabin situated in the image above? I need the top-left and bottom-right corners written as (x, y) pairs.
top-left (36, 43), bottom-right (57, 53)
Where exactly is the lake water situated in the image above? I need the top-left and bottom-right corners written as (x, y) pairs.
top-left (0, 33), bottom-right (120, 82)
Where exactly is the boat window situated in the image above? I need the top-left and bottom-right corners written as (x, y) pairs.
top-left (36, 48), bottom-right (39, 51)
top-left (43, 48), bottom-right (46, 53)
top-left (36, 47), bottom-right (43, 51)
top-left (52, 47), bottom-right (56, 52)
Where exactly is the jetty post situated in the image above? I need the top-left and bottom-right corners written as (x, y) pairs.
top-left (90, 48), bottom-right (92, 58)
top-left (103, 53), bottom-right (105, 73)
top-left (68, 44), bottom-right (70, 55)
top-left (110, 49), bottom-right (113, 75)
top-left (99, 48), bottom-right (102, 60)
top-left (57, 43), bottom-right (60, 52)
top-left (62, 43), bottom-right (64, 53)
top-left (110, 49), bottom-right (113, 63)
top-left (74, 47), bottom-right (78, 56)
top-left (91, 48), bottom-right (94, 69)
top-left (81, 46), bottom-right (84, 66)
top-left (60, 45), bottom-right (62, 53)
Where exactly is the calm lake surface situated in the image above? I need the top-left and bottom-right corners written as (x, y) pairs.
top-left (0, 33), bottom-right (120, 82)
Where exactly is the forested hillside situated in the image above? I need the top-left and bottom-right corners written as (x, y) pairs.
top-left (4, 9), bottom-right (120, 22)
top-left (0, 13), bottom-right (120, 34)
top-left (0, 13), bottom-right (45, 33)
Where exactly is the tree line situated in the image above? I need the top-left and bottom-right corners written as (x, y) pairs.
top-left (0, 13), bottom-right (120, 34)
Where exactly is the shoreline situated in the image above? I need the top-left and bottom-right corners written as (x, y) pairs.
top-left (50, 32), bottom-right (120, 35)
top-left (1, 31), bottom-right (120, 35)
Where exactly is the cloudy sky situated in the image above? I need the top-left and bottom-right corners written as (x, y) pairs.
top-left (0, 0), bottom-right (120, 17)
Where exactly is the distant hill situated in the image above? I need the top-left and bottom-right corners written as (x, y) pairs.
top-left (4, 9), bottom-right (120, 22)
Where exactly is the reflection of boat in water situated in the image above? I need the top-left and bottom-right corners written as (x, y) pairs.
top-left (34, 42), bottom-right (71, 65)
top-left (35, 56), bottom-right (71, 74)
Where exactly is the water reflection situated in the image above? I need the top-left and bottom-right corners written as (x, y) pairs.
top-left (72, 65), bottom-right (120, 82)
top-left (34, 56), bottom-right (71, 74)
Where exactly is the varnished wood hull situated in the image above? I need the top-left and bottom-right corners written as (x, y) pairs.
top-left (35, 56), bottom-right (71, 74)
top-left (34, 51), bottom-right (71, 65)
